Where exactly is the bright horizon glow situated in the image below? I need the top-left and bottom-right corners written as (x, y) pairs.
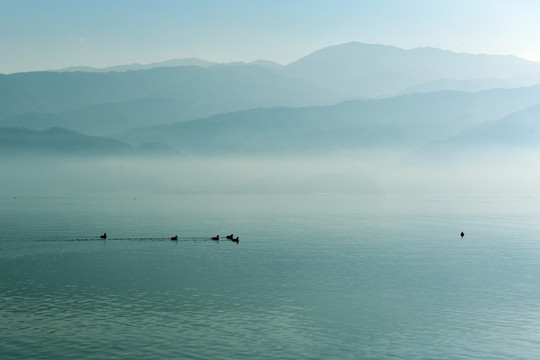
top-left (2, 0), bottom-right (540, 74)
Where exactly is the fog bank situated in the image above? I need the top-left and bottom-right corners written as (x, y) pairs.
top-left (3, 149), bottom-right (540, 196)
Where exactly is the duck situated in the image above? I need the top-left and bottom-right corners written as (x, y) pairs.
top-left (211, 235), bottom-right (219, 241)
top-left (460, 231), bottom-right (465, 238)
top-left (171, 235), bottom-right (178, 240)
top-left (226, 234), bottom-right (234, 240)
top-left (232, 237), bottom-right (239, 244)
top-left (100, 233), bottom-right (107, 239)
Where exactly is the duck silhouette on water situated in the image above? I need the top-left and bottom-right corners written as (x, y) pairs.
top-left (460, 231), bottom-right (465, 238)
top-left (211, 235), bottom-right (219, 241)
top-left (171, 235), bottom-right (178, 240)
top-left (231, 236), bottom-right (239, 244)
top-left (226, 234), bottom-right (234, 240)
top-left (100, 233), bottom-right (107, 239)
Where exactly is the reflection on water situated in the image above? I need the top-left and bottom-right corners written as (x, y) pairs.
top-left (2, 194), bottom-right (540, 359)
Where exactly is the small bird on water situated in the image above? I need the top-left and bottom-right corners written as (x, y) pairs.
top-left (460, 232), bottom-right (464, 238)
top-left (100, 233), bottom-right (107, 239)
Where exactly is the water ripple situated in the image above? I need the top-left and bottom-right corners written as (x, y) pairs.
top-left (3, 194), bottom-right (540, 359)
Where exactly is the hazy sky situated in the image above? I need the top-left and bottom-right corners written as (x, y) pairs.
top-left (2, 0), bottom-right (540, 74)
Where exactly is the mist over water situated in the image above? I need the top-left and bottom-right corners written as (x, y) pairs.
top-left (3, 147), bottom-right (540, 196)
top-left (0, 154), bottom-right (378, 195)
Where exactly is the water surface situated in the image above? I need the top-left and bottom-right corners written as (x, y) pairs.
top-left (2, 193), bottom-right (540, 359)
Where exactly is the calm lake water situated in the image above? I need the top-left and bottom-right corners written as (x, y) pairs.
top-left (2, 193), bottom-right (540, 359)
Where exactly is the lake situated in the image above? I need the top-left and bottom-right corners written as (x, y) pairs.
top-left (2, 193), bottom-right (540, 359)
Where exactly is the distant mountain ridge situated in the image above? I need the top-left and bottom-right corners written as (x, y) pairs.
top-left (58, 58), bottom-right (219, 72)
top-left (386, 102), bottom-right (540, 183)
top-left (0, 97), bottom-right (240, 136)
top-left (0, 127), bottom-right (134, 156)
top-left (457, 102), bottom-right (540, 146)
top-left (0, 127), bottom-right (183, 157)
top-left (57, 58), bottom-right (284, 73)
top-left (0, 64), bottom-right (334, 121)
top-left (3, 41), bottom-right (540, 160)
top-left (408, 102), bottom-right (540, 161)
top-left (112, 85), bottom-right (540, 156)
top-left (3, 41), bottom-right (540, 119)
top-left (285, 42), bottom-right (540, 98)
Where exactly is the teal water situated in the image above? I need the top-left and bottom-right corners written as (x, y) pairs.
top-left (2, 193), bottom-right (540, 359)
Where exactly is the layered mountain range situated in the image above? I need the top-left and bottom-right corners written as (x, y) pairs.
top-left (2, 42), bottom-right (540, 193)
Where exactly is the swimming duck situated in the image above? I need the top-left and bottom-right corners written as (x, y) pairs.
top-left (171, 235), bottom-right (178, 240)
top-left (100, 233), bottom-right (107, 239)
top-left (226, 234), bottom-right (234, 240)
top-left (232, 237), bottom-right (239, 243)
top-left (211, 235), bottom-right (219, 241)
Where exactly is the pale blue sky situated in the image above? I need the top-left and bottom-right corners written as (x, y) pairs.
top-left (1, 0), bottom-right (540, 73)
